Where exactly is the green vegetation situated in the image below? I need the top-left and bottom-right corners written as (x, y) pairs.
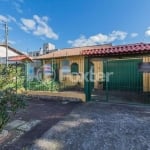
top-left (28, 79), bottom-right (60, 91)
top-left (0, 65), bottom-right (26, 132)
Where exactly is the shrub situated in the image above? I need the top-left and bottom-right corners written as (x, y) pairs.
top-left (0, 65), bottom-right (26, 132)
top-left (28, 80), bottom-right (60, 91)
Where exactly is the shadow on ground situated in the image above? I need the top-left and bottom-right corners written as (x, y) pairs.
top-left (31, 102), bottom-right (150, 150)
top-left (1, 99), bottom-right (81, 150)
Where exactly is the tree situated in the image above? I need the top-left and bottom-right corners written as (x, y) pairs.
top-left (0, 65), bottom-right (26, 132)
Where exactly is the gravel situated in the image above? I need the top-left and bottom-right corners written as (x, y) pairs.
top-left (31, 102), bottom-right (150, 150)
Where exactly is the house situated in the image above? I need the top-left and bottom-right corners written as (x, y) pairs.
top-left (34, 44), bottom-right (112, 88)
top-left (32, 42), bottom-right (150, 103)
top-left (0, 44), bottom-right (24, 56)
top-left (0, 44), bottom-right (25, 64)
top-left (82, 42), bottom-right (150, 92)
top-left (27, 43), bottom-right (57, 79)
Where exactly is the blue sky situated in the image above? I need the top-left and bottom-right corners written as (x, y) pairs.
top-left (0, 0), bottom-right (150, 52)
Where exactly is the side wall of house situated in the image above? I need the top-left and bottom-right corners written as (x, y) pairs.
top-left (60, 56), bottom-right (84, 88)
top-left (44, 56), bottom-right (85, 88)
top-left (43, 56), bottom-right (150, 91)
top-left (143, 57), bottom-right (150, 92)
top-left (90, 59), bottom-right (103, 89)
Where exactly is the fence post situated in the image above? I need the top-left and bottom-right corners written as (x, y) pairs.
top-left (41, 60), bottom-right (44, 80)
top-left (16, 62), bottom-right (18, 93)
top-left (105, 59), bottom-right (109, 102)
top-left (84, 57), bottom-right (91, 102)
top-left (25, 61), bottom-right (28, 91)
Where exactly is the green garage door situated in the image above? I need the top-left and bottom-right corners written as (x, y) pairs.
top-left (104, 59), bottom-right (143, 91)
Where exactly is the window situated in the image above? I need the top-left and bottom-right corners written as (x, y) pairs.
top-left (36, 52), bottom-right (39, 56)
top-left (138, 62), bottom-right (150, 73)
top-left (71, 63), bottom-right (79, 74)
top-left (61, 60), bottom-right (70, 74)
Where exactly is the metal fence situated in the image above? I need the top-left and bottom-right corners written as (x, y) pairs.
top-left (88, 56), bottom-right (150, 104)
top-left (1, 56), bottom-right (150, 104)
top-left (18, 57), bottom-right (150, 104)
top-left (25, 60), bottom-right (84, 93)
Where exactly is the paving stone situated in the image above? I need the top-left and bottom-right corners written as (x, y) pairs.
top-left (61, 101), bottom-right (69, 104)
top-left (17, 120), bottom-right (41, 132)
top-left (0, 130), bottom-right (8, 141)
top-left (5, 120), bottom-right (26, 130)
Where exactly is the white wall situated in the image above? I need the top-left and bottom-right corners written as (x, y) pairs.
top-left (0, 46), bottom-right (19, 57)
top-left (43, 43), bottom-right (55, 51)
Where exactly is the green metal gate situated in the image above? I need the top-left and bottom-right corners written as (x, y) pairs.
top-left (85, 57), bottom-right (150, 104)
top-left (103, 59), bottom-right (143, 91)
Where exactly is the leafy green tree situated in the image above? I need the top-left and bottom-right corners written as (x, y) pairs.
top-left (0, 65), bottom-right (26, 132)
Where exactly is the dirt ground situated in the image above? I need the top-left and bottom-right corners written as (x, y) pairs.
top-left (31, 102), bottom-right (150, 150)
top-left (1, 99), bottom-right (150, 150)
top-left (1, 99), bottom-right (81, 150)
top-left (92, 90), bottom-right (150, 104)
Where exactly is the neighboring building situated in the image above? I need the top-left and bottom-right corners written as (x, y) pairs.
top-left (28, 50), bottom-right (42, 57)
top-left (0, 44), bottom-right (24, 57)
top-left (28, 43), bottom-right (57, 57)
top-left (0, 44), bottom-right (25, 64)
top-left (27, 43), bottom-right (57, 80)
top-left (43, 43), bottom-right (56, 54)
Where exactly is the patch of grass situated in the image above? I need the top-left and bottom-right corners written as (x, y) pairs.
top-left (28, 80), bottom-right (60, 91)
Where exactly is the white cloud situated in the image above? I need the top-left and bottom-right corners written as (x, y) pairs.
top-left (12, 0), bottom-right (24, 14)
top-left (8, 40), bottom-right (16, 45)
top-left (145, 27), bottom-right (150, 37)
top-left (0, 15), bottom-right (16, 23)
top-left (20, 25), bottom-right (30, 33)
top-left (1, 0), bottom-right (23, 13)
top-left (0, 15), bottom-right (16, 31)
top-left (21, 18), bottom-right (36, 31)
top-left (0, 38), bottom-right (16, 45)
top-left (0, 15), bottom-right (8, 22)
top-left (13, 2), bottom-right (23, 13)
top-left (42, 16), bottom-right (49, 22)
top-left (131, 33), bottom-right (138, 38)
top-left (8, 15), bottom-right (16, 23)
top-left (68, 31), bottom-right (127, 47)
top-left (20, 15), bottom-right (58, 39)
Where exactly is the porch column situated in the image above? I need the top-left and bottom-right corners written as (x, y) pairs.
top-left (84, 57), bottom-right (91, 101)
top-left (41, 60), bottom-right (44, 80)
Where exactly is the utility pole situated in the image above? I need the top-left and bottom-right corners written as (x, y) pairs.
top-left (4, 22), bottom-right (8, 67)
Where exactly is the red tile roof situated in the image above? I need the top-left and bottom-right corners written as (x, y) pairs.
top-left (8, 55), bottom-right (32, 62)
top-left (34, 44), bottom-right (112, 60)
top-left (82, 43), bottom-right (150, 56)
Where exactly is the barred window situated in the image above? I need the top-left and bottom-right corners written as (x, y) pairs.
top-left (71, 63), bottom-right (79, 74)
top-left (61, 60), bottom-right (70, 74)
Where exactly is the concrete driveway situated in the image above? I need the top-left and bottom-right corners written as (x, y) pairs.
top-left (31, 102), bottom-right (150, 150)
